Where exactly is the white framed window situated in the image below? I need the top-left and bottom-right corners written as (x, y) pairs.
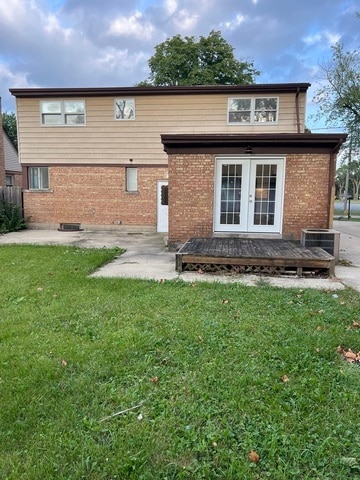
top-left (228, 97), bottom-right (278, 124)
top-left (40, 100), bottom-right (85, 126)
top-left (126, 167), bottom-right (138, 192)
top-left (28, 167), bottom-right (49, 190)
top-left (115, 98), bottom-right (135, 120)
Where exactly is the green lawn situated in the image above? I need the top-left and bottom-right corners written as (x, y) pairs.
top-left (0, 245), bottom-right (359, 479)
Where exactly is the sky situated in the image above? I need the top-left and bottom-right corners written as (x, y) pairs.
top-left (0, 0), bottom-right (359, 130)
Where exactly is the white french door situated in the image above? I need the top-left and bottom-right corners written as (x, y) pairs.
top-left (157, 181), bottom-right (168, 232)
top-left (214, 157), bottom-right (285, 233)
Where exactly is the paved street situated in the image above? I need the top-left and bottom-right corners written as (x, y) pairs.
top-left (333, 220), bottom-right (360, 291)
top-left (335, 201), bottom-right (360, 212)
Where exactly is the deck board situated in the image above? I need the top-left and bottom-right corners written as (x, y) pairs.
top-left (176, 238), bottom-right (335, 276)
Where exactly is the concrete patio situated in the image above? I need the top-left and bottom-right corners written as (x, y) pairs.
top-left (0, 220), bottom-right (359, 291)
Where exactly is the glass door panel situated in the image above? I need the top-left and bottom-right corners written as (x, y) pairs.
top-left (248, 159), bottom-right (284, 232)
top-left (253, 163), bottom-right (277, 226)
top-left (214, 159), bottom-right (249, 232)
top-left (220, 163), bottom-right (242, 225)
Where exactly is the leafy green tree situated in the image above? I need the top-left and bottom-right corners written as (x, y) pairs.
top-left (140, 31), bottom-right (259, 86)
top-left (336, 149), bottom-right (360, 200)
top-left (2, 111), bottom-right (17, 149)
top-left (336, 163), bottom-right (348, 198)
top-left (313, 43), bottom-right (360, 146)
top-left (349, 156), bottom-right (360, 200)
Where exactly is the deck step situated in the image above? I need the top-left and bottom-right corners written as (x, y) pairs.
top-left (176, 238), bottom-right (335, 277)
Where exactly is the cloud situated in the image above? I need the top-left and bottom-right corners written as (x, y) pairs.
top-left (0, 63), bottom-right (36, 88)
top-left (43, 13), bottom-right (73, 40)
top-left (108, 10), bottom-right (156, 40)
top-left (303, 33), bottom-right (322, 46)
top-left (0, 0), bottom-right (359, 115)
top-left (172, 9), bottom-right (199, 31)
top-left (164, 0), bottom-right (177, 16)
top-left (221, 13), bottom-right (246, 31)
top-left (160, 0), bottom-right (214, 32)
top-left (303, 31), bottom-right (341, 47)
top-left (0, 0), bottom-right (26, 26)
top-left (95, 47), bottom-right (149, 77)
top-left (325, 31), bottom-right (341, 45)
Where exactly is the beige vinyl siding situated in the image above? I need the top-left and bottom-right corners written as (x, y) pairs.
top-left (16, 92), bottom-right (307, 166)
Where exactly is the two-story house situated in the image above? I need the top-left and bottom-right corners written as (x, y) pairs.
top-left (10, 84), bottom-right (346, 246)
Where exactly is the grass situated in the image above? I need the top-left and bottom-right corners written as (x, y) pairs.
top-left (0, 244), bottom-right (359, 479)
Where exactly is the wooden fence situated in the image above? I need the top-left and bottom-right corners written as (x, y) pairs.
top-left (0, 186), bottom-right (23, 211)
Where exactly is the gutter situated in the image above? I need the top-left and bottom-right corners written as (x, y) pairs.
top-left (9, 83), bottom-right (311, 98)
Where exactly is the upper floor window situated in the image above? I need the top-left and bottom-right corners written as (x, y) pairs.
top-left (228, 97), bottom-right (278, 124)
top-left (41, 100), bottom-right (85, 126)
top-left (28, 167), bottom-right (49, 190)
top-left (115, 98), bottom-right (135, 120)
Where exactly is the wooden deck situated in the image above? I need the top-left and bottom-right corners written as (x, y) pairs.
top-left (176, 238), bottom-right (335, 277)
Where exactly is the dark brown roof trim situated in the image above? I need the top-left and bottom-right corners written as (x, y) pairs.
top-left (161, 133), bottom-right (347, 155)
top-left (20, 163), bottom-right (168, 168)
top-left (10, 83), bottom-right (311, 98)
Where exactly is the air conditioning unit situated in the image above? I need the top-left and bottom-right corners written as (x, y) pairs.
top-left (301, 229), bottom-right (340, 262)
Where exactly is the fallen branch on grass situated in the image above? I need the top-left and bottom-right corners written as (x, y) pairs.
top-left (100, 401), bottom-right (144, 422)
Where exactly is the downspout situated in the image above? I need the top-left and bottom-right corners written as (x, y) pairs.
top-left (295, 87), bottom-right (301, 133)
top-left (328, 140), bottom-right (342, 228)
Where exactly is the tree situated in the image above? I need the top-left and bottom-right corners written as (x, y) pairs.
top-left (140, 31), bottom-right (259, 86)
top-left (313, 37), bottom-right (360, 210)
top-left (335, 163), bottom-right (348, 198)
top-left (336, 147), bottom-right (360, 200)
top-left (349, 158), bottom-right (360, 200)
top-left (2, 111), bottom-right (17, 149)
top-left (313, 43), bottom-right (360, 146)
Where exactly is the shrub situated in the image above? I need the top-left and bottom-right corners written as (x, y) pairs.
top-left (0, 201), bottom-right (26, 233)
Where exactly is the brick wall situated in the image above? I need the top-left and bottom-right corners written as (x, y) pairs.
top-left (169, 153), bottom-right (215, 244)
top-left (23, 165), bottom-right (167, 229)
top-left (24, 154), bottom-right (332, 237)
top-left (168, 153), bottom-right (332, 244)
top-left (12, 172), bottom-right (23, 187)
top-left (282, 154), bottom-right (330, 239)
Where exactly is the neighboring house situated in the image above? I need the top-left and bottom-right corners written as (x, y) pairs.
top-left (3, 128), bottom-right (22, 187)
top-left (10, 84), bottom-right (346, 245)
top-left (0, 101), bottom-right (5, 186)
top-left (1, 98), bottom-right (22, 188)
